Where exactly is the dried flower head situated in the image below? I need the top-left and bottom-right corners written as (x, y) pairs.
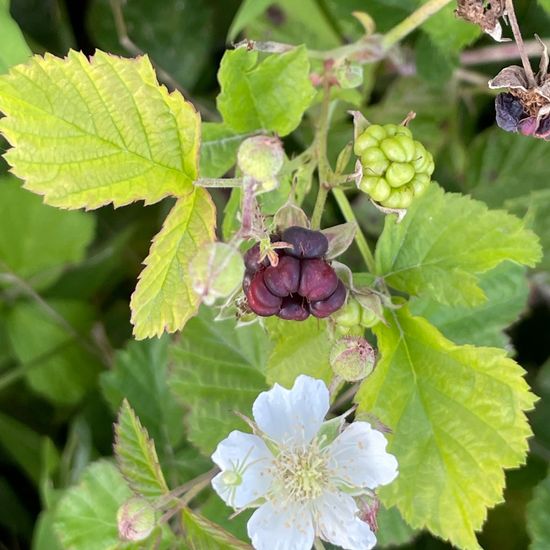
top-left (456, 0), bottom-right (506, 42)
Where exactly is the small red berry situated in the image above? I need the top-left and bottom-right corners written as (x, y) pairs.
top-left (245, 272), bottom-right (282, 316)
top-left (278, 296), bottom-right (310, 321)
top-left (263, 255), bottom-right (301, 297)
top-left (282, 226), bottom-right (329, 259)
top-left (310, 280), bottom-right (347, 318)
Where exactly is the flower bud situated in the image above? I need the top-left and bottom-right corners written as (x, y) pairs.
top-left (189, 243), bottom-right (245, 305)
top-left (237, 136), bottom-right (284, 182)
top-left (117, 497), bottom-right (156, 542)
top-left (331, 297), bottom-right (361, 328)
top-left (330, 336), bottom-right (375, 382)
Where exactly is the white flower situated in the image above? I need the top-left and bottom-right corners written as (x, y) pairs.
top-left (211, 375), bottom-right (398, 550)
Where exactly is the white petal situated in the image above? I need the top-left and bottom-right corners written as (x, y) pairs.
top-left (252, 375), bottom-right (329, 448)
top-left (314, 491), bottom-right (376, 550)
top-left (211, 431), bottom-right (274, 508)
top-left (328, 422), bottom-right (398, 490)
top-left (247, 500), bottom-right (315, 550)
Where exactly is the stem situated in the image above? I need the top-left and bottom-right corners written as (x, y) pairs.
top-left (382, 0), bottom-right (454, 50)
top-left (311, 80), bottom-right (333, 230)
top-left (195, 177), bottom-right (243, 188)
top-left (314, 540), bottom-right (326, 550)
top-left (332, 188), bottom-right (376, 273)
top-left (505, 0), bottom-right (536, 86)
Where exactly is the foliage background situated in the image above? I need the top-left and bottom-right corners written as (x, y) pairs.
top-left (0, 0), bottom-right (549, 549)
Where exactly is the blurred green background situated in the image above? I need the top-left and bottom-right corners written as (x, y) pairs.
top-left (0, 0), bottom-right (549, 548)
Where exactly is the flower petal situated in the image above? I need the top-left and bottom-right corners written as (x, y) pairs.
top-left (211, 431), bottom-right (274, 508)
top-left (252, 375), bottom-right (329, 448)
top-left (328, 422), bottom-right (398, 490)
top-left (247, 500), bottom-right (315, 550)
top-left (315, 491), bottom-right (376, 550)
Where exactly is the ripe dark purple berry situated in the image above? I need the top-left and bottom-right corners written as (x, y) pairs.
top-left (298, 259), bottom-right (339, 302)
top-left (282, 226), bottom-right (329, 259)
top-left (244, 243), bottom-right (270, 272)
top-left (278, 296), bottom-right (310, 321)
top-left (310, 280), bottom-right (347, 318)
top-left (263, 255), bottom-right (301, 297)
top-left (245, 272), bottom-right (282, 316)
top-left (495, 93), bottom-right (525, 133)
top-left (242, 271), bottom-right (253, 294)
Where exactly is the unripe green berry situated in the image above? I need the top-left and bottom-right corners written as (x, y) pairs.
top-left (411, 142), bottom-right (431, 173)
top-left (386, 162), bottom-right (415, 188)
top-left (332, 298), bottom-right (362, 327)
top-left (361, 147), bottom-right (390, 176)
top-left (365, 124), bottom-right (387, 141)
top-left (380, 137), bottom-right (408, 163)
top-left (237, 136), bottom-right (284, 181)
top-left (411, 173), bottom-right (430, 196)
top-left (394, 135), bottom-right (416, 162)
top-left (395, 126), bottom-right (413, 138)
top-left (360, 176), bottom-right (391, 202)
top-left (330, 336), bottom-right (375, 382)
top-left (382, 123), bottom-right (398, 136)
top-left (384, 186), bottom-right (414, 209)
top-left (354, 132), bottom-right (379, 156)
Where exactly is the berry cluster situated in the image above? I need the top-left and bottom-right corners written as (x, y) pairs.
top-left (354, 123), bottom-right (434, 209)
top-left (243, 227), bottom-right (346, 321)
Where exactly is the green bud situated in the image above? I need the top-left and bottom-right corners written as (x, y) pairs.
top-left (360, 306), bottom-right (379, 328)
top-left (359, 176), bottom-right (391, 202)
top-left (386, 162), bottom-right (415, 188)
top-left (380, 137), bottom-right (408, 163)
top-left (237, 136), bottom-right (284, 181)
top-left (189, 243), bottom-right (245, 305)
top-left (332, 298), bottom-right (362, 327)
top-left (117, 497), bottom-right (156, 542)
top-left (330, 336), bottom-right (376, 382)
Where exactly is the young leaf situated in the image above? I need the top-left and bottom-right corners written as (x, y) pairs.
top-left (0, 0), bottom-right (31, 73)
top-left (181, 508), bottom-right (252, 549)
top-left (410, 262), bottom-right (529, 348)
top-left (526, 469), bottom-right (550, 550)
top-left (200, 122), bottom-right (247, 178)
top-left (0, 50), bottom-right (200, 209)
top-left (355, 306), bottom-right (537, 550)
top-left (168, 308), bottom-right (268, 455)
top-left (0, 176), bottom-right (95, 289)
top-left (227, 0), bottom-right (273, 42)
top-left (101, 338), bottom-right (182, 451)
top-left (53, 461), bottom-right (133, 550)
top-left (217, 46), bottom-right (315, 136)
top-left (376, 505), bottom-right (418, 548)
top-left (6, 299), bottom-right (102, 405)
top-left (266, 317), bottom-right (333, 386)
top-left (114, 400), bottom-right (169, 499)
top-left (375, 184), bottom-right (541, 307)
top-left (130, 188), bottom-right (216, 339)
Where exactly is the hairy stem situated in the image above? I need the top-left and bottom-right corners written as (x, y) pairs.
top-left (382, 0), bottom-right (455, 50)
top-left (505, 0), bottom-right (537, 87)
top-left (332, 188), bottom-right (376, 273)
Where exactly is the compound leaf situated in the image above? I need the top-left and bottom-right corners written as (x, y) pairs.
top-left (356, 306), bottom-right (536, 550)
top-left (114, 400), bottom-right (169, 499)
top-left (130, 188), bottom-right (216, 339)
top-left (0, 50), bottom-right (200, 209)
top-left (375, 184), bottom-right (541, 307)
top-left (217, 46), bottom-right (315, 136)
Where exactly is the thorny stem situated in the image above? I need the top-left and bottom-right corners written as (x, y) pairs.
top-left (332, 188), bottom-right (376, 273)
top-left (311, 79), bottom-right (333, 230)
top-left (381, 0), bottom-right (455, 50)
top-left (505, 0), bottom-right (537, 87)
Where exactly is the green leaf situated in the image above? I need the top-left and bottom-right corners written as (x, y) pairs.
top-left (0, 176), bottom-right (95, 289)
top-left (114, 400), bottom-right (169, 499)
top-left (217, 46), bottom-right (315, 136)
top-left (266, 317), bottom-right (333, 386)
top-left (200, 122), bottom-right (247, 178)
top-left (0, 50), bottom-right (200, 209)
top-left (101, 337), bottom-right (182, 451)
top-left (88, 0), bottom-right (214, 90)
top-left (227, 0), bottom-right (274, 42)
top-left (410, 262), bottom-right (529, 348)
top-left (130, 188), bottom-right (216, 339)
top-left (526, 469), bottom-right (550, 550)
top-left (200, 495), bottom-right (250, 543)
top-left (53, 461), bottom-right (132, 550)
top-left (355, 306), bottom-right (537, 550)
top-left (467, 129), bottom-right (550, 270)
top-left (0, 0), bottom-right (31, 73)
top-left (375, 184), bottom-right (541, 307)
top-left (168, 308), bottom-right (268, 455)
top-left (6, 299), bottom-right (102, 405)
top-left (376, 505), bottom-right (418, 548)
top-left (181, 507), bottom-right (252, 549)
top-left (539, 0), bottom-right (550, 14)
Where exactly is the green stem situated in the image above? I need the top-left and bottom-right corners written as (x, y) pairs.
top-left (311, 82), bottom-right (333, 230)
top-left (195, 177), bottom-right (243, 188)
top-left (382, 0), bottom-right (454, 50)
top-left (332, 188), bottom-right (376, 273)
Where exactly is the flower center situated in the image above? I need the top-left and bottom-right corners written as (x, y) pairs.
top-left (275, 441), bottom-right (329, 503)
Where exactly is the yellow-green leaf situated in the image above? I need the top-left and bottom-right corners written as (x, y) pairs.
top-left (0, 50), bottom-right (200, 209)
top-left (114, 399), bottom-right (169, 498)
top-left (356, 306), bottom-right (536, 549)
top-left (130, 188), bottom-right (216, 339)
